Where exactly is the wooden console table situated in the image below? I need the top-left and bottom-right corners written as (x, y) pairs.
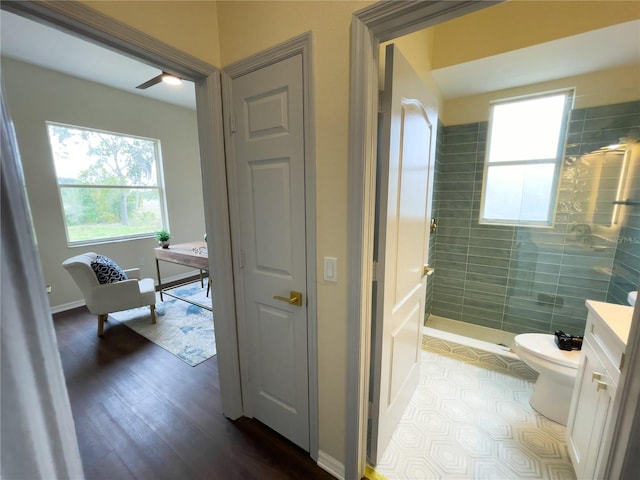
top-left (154, 241), bottom-right (211, 311)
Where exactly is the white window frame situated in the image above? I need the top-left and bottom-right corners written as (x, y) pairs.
top-left (46, 122), bottom-right (169, 246)
top-left (479, 89), bottom-right (574, 227)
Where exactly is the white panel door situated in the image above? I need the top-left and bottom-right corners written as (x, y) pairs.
top-left (369, 44), bottom-right (438, 464)
top-left (229, 54), bottom-right (309, 450)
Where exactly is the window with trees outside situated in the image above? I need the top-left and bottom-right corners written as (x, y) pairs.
top-left (47, 123), bottom-right (167, 245)
top-left (480, 90), bottom-right (574, 226)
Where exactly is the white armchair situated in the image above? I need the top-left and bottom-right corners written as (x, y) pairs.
top-left (62, 252), bottom-right (157, 336)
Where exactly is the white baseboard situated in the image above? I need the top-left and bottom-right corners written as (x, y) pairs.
top-left (50, 299), bottom-right (85, 314)
top-left (49, 270), bottom-right (202, 314)
top-left (317, 450), bottom-right (345, 480)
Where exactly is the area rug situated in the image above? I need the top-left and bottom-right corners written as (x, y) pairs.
top-left (109, 282), bottom-right (215, 366)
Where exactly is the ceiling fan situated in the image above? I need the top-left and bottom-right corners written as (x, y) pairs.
top-left (136, 71), bottom-right (182, 90)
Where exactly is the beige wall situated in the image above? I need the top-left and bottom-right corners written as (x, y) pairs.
top-left (380, 28), bottom-right (440, 99)
top-left (2, 58), bottom-right (205, 309)
top-left (22, 0), bottom-right (638, 468)
top-left (443, 64), bottom-right (640, 126)
top-left (430, 0), bottom-right (640, 125)
top-left (431, 0), bottom-right (640, 69)
top-left (81, 0), bottom-right (221, 66)
top-left (214, 0), bottom-right (640, 463)
top-left (216, 0), bottom-right (372, 462)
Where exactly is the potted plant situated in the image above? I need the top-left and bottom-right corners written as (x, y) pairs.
top-left (155, 229), bottom-right (171, 248)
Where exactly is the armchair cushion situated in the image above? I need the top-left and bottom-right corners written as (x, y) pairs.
top-left (88, 278), bottom-right (155, 314)
top-left (63, 252), bottom-right (157, 336)
top-left (91, 255), bottom-right (128, 284)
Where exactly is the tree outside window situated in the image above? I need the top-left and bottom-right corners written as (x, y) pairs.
top-left (47, 123), bottom-right (167, 244)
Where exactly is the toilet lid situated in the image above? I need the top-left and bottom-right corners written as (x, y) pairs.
top-left (515, 333), bottom-right (581, 368)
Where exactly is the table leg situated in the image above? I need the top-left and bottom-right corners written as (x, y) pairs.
top-left (155, 258), bottom-right (163, 301)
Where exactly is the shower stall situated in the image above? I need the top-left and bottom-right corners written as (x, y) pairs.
top-left (425, 100), bottom-right (640, 345)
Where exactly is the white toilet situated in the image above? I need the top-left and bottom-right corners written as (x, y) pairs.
top-left (513, 333), bottom-right (581, 425)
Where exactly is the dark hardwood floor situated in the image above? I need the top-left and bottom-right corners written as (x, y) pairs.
top-left (53, 307), bottom-right (336, 480)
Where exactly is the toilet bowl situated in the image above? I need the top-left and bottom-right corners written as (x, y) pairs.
top-left (514, 333), bottom-right (581, 425)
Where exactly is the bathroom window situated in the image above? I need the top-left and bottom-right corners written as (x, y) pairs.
top-left (480, 90), bottom-right (574, 226)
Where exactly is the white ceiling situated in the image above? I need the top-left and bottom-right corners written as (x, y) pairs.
top-left (432, 19), bottom-right (640, 98)
top-left (1, 10), bottom-right (638, 106)
top-left (0, 10), bottom-right (196, 110)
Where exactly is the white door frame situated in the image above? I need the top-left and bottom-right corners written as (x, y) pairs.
top-left (2, 88), bottom-right (85, 480)
top-left (1, 0), bottom-right (243, 421)
top-left (346, 2), bottom-right (640, 480)
top-left (221, 32), bottom-right (318, 458)
top-left (345, 4), bottom-right (502, 476)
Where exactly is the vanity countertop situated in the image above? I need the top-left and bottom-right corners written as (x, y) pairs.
top-left (585, 300), bottom-right (634, 344)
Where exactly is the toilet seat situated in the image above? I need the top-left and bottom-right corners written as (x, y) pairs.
top-left (515, 333), bottom-right (581, 369)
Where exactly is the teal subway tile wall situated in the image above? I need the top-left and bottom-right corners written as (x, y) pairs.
top-left (427, 100), bottom-right (640, 336)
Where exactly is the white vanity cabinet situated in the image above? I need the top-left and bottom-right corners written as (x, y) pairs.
top-left (566, 334), bottom-right (617, 478)
top-left (566, 300), bottom-right (633, 479)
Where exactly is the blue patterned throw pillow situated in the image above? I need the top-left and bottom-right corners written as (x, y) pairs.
top-left (91, 255), bottom-right (128, 284)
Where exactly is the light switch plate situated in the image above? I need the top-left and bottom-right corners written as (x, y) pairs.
top-left (323, 257), bottom-right (338, 282)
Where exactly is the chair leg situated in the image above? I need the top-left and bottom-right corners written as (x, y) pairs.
top-left (97, 314), bottom-right (107, 337)
top-left (206, 277), bottom-right (211, 297)
top-left (150, 304), bottom-right (156, 324)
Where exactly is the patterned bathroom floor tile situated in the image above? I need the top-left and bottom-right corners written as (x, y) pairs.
top-left (374, 347), bottom-right (576, 480)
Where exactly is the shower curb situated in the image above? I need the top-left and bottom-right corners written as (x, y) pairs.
top-left (422, 334), bottom-right (538, 381)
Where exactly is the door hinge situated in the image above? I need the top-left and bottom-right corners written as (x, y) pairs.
top-left (372, 260), bottom-right (382, 283)
top-left (239, 250), bottom-right (245, 269)
top-left (368, 401), bottom-right (373, 418)
top-left (230, 113), bottom-right (237, 133)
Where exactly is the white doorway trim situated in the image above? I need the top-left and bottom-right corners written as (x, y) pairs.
top-left (221, 32), bottom-right (318, 459)
top-left (346, 2), bottom-right (640, 480)
top-left (345, 2), bottom-right (503, 479)
top-left (1, 0), bottom-right (242, 424)
top-left (2, 91), bottom-right (85, 480)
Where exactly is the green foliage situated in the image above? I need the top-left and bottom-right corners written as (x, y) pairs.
top-left (155, 229), bottom-right (171, 242)
top-left (67, 223), bottom-right (161, 243)
top-left (49, 125), bottom-right (162, 235)
top-left (80, 132), bottom-right (156, 186)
